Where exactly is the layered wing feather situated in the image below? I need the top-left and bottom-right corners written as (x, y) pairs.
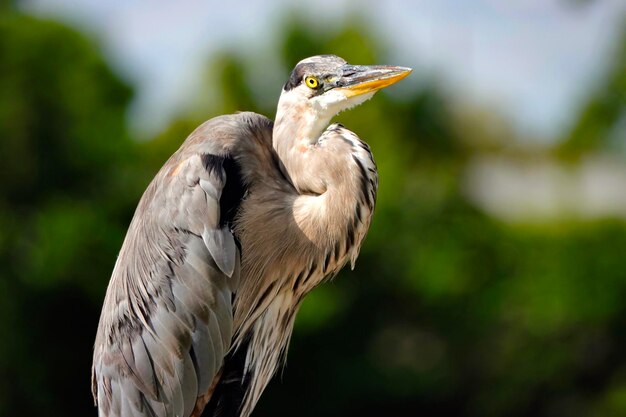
top-left (92, 124), bottom-right (245, 417)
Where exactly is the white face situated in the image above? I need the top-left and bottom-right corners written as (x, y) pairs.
top-left (310, 88), bottom-right (377, 119)
top-left (275, 84), bottom-right (377, 145)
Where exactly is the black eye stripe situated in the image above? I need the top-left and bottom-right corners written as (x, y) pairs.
top-left (283, 55), bottom-right (348, 91)
top-left (284, 63), bottom-right (310, 91)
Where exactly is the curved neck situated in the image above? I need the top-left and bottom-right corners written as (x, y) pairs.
top-left (266, 92), bottom-right (378, 262)
top-left (272, 95), bottom-right (332, 193)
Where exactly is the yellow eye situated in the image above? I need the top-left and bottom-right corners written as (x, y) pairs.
top-left (305, 76), bottom-right (319, 89)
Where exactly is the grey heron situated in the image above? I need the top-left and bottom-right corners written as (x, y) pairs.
top-left (92, 54), bottom-right (411, 417)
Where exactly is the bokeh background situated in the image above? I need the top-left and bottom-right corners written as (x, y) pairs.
top-left (1, 0), bottom-right (626, 416)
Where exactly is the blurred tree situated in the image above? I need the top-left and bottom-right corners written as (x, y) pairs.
top-left (0, 9), bottom-right (138, 417)
top-left (560, 23), bottom-right (626, 156)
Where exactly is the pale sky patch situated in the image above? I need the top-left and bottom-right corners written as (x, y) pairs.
top-left (20, 0), bottom-right (626, 140)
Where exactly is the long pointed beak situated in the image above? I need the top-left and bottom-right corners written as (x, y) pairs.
top-left (335, 64), bottom-right (412, 97)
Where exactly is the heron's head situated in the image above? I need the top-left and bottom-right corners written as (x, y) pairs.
top-left (275, 55), bottom-right (412, 144)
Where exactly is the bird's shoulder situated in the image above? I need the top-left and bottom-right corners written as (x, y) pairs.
top-left (180, 112), bottom-right (274, 157)
top-left (92, 114), bottom-right (256, 417)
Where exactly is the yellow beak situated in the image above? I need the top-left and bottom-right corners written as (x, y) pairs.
top-left (335, 65), bottom-right (412, 97)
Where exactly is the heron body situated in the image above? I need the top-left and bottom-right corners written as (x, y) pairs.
top-left (92, 55), bottom-right (411, 417)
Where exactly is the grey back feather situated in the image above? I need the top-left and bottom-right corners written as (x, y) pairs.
top-left (92, 113), bottom-right (271, 417)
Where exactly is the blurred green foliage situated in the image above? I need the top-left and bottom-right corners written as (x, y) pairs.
top-left (0, 6), bottom-right (625, 417)
top-left (560, 25), bottom-right (626, 157)
top-left (0, 11), bottom-right (140, 417)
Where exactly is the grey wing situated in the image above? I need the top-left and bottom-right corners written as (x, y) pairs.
top-left (92, 151), bottom-right (241, 417)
